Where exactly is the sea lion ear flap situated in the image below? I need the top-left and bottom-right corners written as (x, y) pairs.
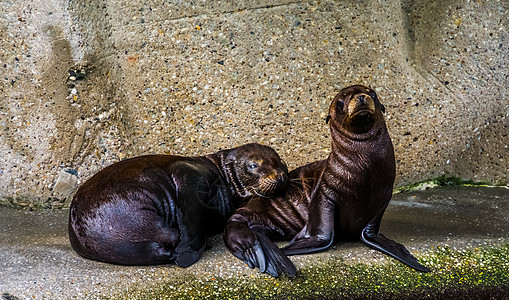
top-left (370, 90), bottom-right (384, 113)
top-left (326, 115), bottom-right (331, 124)
top-left (224, 149), bottom-right (238, 165)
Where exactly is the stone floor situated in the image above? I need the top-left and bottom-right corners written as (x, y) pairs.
top-left (1, 185), bottom-right (508, 299)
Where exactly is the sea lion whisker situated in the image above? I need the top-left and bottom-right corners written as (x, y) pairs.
top-left (289, 176), bottom-right (319, 182)
top-left (290, 186), bottom-right (308, 203)
top-left (288, 180), bottom-right (311, 194)
top-left (252, 189), bottom-right (271, 198)
top-left (244, 185), bottom-right (270, 198)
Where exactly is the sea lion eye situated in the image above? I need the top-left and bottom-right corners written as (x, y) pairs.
top-left (337, 100), bottom-right (344, 110)
top-left (248, 162), bottom-right (259, 170)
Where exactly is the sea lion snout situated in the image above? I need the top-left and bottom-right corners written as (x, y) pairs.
top-left (347, 93), bottom-right (376, 118)
top-left (267, 170), bottom-right (288, 186)
top-left (257, 165), bottom-right (288, 196)
top-left (276, 171), bottom-right (287, 183)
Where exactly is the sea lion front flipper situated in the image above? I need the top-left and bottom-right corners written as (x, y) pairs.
top-left (361, 230), bottom-right (430, 272)
top-left (224, 221), bottom-right (296, 277)
top-left (360, 206), bottom-right (430, 272)
top-left (175, 200), bottom-right (207, 267)
top-left (282, 196), bottom-right (335, 255)
top-left (282, 225), bottom-right (335, 255)
top-left (251, 226), bottom-right (297, 277)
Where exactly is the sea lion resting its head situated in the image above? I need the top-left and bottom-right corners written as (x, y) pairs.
top-left (224, 85), bottom-right (430, 277)
top-left (69, 143), bottom-right (288, 268)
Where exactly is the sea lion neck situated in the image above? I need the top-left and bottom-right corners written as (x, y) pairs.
top-left (326, 117), bottom-right (391, 175)
top-left (329, 116), bottom-right (386, 145)
top-left (206, 149), bottom-right (252, 200)
top-left (205, 151), bottom-right (235, 193)
top-left (204, 152), bottom-right (222, 172)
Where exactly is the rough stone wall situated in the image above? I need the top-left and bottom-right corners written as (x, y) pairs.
top-left (1, 0), bottom-right (508, 208)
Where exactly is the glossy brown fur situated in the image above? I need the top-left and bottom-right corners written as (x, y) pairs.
top-left (226, 160), bottom-right (322, 240)
top-left (310, 84), bottom-right (395, 242)
top-left (224, 85), bottom-right (429, 277)
top-left (69, 143), bottom-right (287, 268)
top-left (226, 85), bottom-right (390, 245)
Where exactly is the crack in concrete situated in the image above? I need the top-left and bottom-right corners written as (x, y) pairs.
top-left (166, 1), bottom-right (307, 21)
top-left (111, 0), bottom-right (308, 29)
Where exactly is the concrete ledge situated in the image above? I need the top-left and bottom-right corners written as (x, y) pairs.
top-left (1, 186), bottom-right (508, 299)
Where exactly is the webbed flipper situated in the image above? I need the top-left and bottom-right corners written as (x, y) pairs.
top-left (282, 225), bottom-right (334, 255)
top-left (361, 229), bottom-right (430, 272)
top-left (174, 173), bottom-right (209, 268)
top-left (361, 204), bottom-right (430, 273)
top-left (282, 196), bottom-right (335, 256)
top-left (251, 226), bottom-right (297, 277)
top-left (224, 221), bottom-right (296, 277)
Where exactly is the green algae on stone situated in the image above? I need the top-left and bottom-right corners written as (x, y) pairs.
top-left (431, 175), bottom-right (495, 188)
top-left (394, 175), bottom-right (497, 194)
top-left (108, 244), bottom-right (509, 300)
top-left (0, 195), bottom-right (68, 209)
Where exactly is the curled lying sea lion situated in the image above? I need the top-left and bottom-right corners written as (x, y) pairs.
top-left (224, 85), bottom-right (430, 277)
top-left (69, 143), bottom-right (288, 268)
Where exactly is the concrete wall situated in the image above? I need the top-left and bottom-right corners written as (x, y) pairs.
top-left (1, 0), bottom-right (508, 208)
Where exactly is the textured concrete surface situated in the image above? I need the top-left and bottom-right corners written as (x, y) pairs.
top-left (1, 0), bottom-right (508, 207)
top-left (1, 186), bottom-right (508, 299)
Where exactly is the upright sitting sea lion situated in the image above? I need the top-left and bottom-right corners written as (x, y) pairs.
top-left (69, 143), bottom-right (288, 268)
top-left (224, 85), bottom-right (430, 277)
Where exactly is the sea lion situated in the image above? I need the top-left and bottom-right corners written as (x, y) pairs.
top-left (224, 85), bottom-right (430, 277)
top-left (68, 143), bottom-right (288, 268)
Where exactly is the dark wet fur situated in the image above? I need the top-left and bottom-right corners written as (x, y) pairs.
top-left (224, 86), bottom-right (430, 277)
top-left (69, 143), bottom-right (288, 268)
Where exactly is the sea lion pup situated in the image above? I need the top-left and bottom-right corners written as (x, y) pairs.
top-left (224, 85), bottom-right (430, 277)
top-left (69, 143), bottom-right (288, 268)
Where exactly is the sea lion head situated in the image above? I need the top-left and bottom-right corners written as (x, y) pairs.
top-left (222, 143), bottom-right (288, 198)
top-left (327, 85), bottom-right (386, 134)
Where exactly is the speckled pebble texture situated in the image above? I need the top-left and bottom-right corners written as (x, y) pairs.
top-left (1, 0), bottom-right (508, 207)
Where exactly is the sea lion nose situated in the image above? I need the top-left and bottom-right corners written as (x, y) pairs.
top-left (358, 95), bottom-right (365, 104)
top-left (276, 172), bottom-right (286, 183)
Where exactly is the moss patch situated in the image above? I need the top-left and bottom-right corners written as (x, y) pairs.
top-left (394, 175), bottom-right (497, 194)
top-left (108, 244), bottom-right (509, 299)
top-left (0, 196), bottom-right (69, 209)
top-left (431, 175), bottom-right (494, 187)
